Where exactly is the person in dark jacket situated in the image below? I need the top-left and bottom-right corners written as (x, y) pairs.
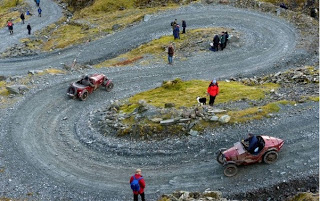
top-left (168, 43), bottom-right (174, 64)
top-left (173, 25), bottom-right (180, 39)
top-left (213, 35), bottom-right (220, 52)
top-left (220, 32), bottom-right (226, 50)
top-left (20, 13), bottom-right (25, 24)
top-left (82, 75), bottom-right (94, 87)
top-left (130, 169), bottom-right (146, 201)
top-left (182, 20), bottom-right (186, 34)
top-left (27, 23), bottom-right (32, 35)
top-left (7, 21), bottom-right (14, 35)
top-left (224, 31), bottom-right (229, 48)
top-left (38, 7), bottom-right (42, 17)
top-left (207, 79), bottom-right (219, 106)
top-left (242, 134), bottom-right (259, 154)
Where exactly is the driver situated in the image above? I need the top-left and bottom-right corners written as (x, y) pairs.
top-left (82, 75), bottom-right (94, 87)
top-left (242, 133), bottom-right (259, 154)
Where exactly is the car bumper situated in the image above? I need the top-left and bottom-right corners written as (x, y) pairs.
top-left (67, 93), bottom-right (75, 97)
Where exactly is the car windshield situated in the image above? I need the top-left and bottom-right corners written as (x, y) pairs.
top-left (234, 142), bottom-right (246, 154)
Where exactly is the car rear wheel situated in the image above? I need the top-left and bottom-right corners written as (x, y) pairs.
top-left (224, 164), bottom-right (238, 177)
top-left (80, 90), bottom-right (88, 101)
top-left (217, 152), bottom-right (224, 164)
top-left (105, 82), bottom-right (114, 92)
top-left (263, 151), bottom-right (278, 164)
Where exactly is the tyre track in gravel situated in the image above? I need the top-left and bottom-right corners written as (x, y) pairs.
top-left (0, 3), bottom-right (318, 201)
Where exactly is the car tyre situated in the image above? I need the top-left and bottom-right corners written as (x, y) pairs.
top-left (80, 90), bottom-right (88, 101)
top-left (105, 82), bottom-right (114, 92)
top-left (263, 151), bottom-right (278, 164)
top-left (224, 164), bottom-right (238, 177)
top-left (217, 152), bottom-right (224, 164)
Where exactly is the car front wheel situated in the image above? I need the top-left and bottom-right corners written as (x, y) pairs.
top-left (224, 164), bottom-right (238, 177)
top-left (105, 82), bottom-right (114, 92)
top-left (263, 151), bottom-right (278, 164)
top-left (217, 152), bottom-right (224, 164)
top-left (80, 90), bottom-right (88, 101)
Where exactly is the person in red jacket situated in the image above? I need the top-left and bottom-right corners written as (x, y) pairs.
top-left (207, 79), bottom-right (219, 106)
top-left (130, 169), bottom-right (146, 201)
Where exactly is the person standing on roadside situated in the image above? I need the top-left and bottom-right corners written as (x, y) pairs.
top-left (168, 43), bottom-right (174, 65)
top-left (220, 32), bottom-right (226, 51)
top-left (7, 21), bottom-right (14, 35)
top-left (36, 0), bottom-right (40, 7)
top-left (213, 34), bottom-right (220, 52)
top-left (20, 13), bottom-right (25, 24)
top-left (27, 23), bottom-right (32, 35)
top-left (182, 20), bottom-right (186, 34)
top-left (130, 169), bottom-right (146, 201)
top-left (224, 31), bottom-right (229, 48)
top-left (207, 79), bottom-right (219, 106)
top-left (38, 7), bottom-right (42, 17)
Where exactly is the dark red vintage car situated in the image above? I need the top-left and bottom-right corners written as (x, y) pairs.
top-left (67, 74), bottom-right (114, 101)
top-left (216, 135), bottom-right (284, 177)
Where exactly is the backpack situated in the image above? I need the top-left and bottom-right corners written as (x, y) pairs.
top-left (130, 176), bottom-right (143, 192)
top-left (170, 21), bottom-right (174, 26)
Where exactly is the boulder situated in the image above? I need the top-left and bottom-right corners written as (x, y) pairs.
top-left (179, 118), bottom-right (191, 123)
top-left (6, 85), bottom-right (29, 94)
top-left (219, 115), bottom-right (231, 123)
top-left (164, 102), bottom-right (175, 108)
top-left (151, 118), bottom-right (163, 123)
top-left (210, 116), bottom-right (219, 121)
top-left (112, 24), bottom-right (121, 31)
top-left (0, 75), bottom-right (6, 81)
top-left (203, 191), bottom-right (222, 199)
top-left (189, 129), bottom-right (198, 136)
top-left (160, 119), bottom-right (175, 125)
top-left (207, 108), bottom-right (227, 113)
top-left (28, 70), bottom-right (44, 75)
top-left (143, 14), bottom-right (151, 22)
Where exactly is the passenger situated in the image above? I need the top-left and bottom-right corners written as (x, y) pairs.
top-left (243, 134), bottom-right (259, 154)
top-left (82, 75), bottom-right (94, 87)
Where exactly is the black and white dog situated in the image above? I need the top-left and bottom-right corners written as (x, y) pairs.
top-left (196, 96), bottom-right (207, 105)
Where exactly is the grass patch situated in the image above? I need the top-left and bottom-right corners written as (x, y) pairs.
top-left (42, 24), bottom-right (99, 51)
top-left (288, 192), bottom-right (319, 201)
top-left (305, 96), bottom-right (319, 102)
top-left (228, 100), bottom-right (295, 123)
top-left (36, 68), bottom-right (66, 76)
top-left (120, 79), bottom-right (279, 112)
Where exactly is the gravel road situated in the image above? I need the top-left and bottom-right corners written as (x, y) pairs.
top-left (0, 0), bottom-right (62, 53)
top-left (0, 2), bottom-right (318, 201)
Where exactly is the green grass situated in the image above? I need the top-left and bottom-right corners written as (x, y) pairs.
top-left (305, 96), bottom-right (319, 102)
top-left (43, 24), bottom-right (99, 51)
top-left (228, 100), bottom-right (295, 123)
top-left (288, 192), bottom-right (319, 201)
top-left (120, 79), bottom-right (279, 113)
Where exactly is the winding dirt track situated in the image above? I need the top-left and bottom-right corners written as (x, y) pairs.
top-left (0, 2), bottom-right (318, 201)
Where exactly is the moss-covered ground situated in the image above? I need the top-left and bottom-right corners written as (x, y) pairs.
top-left (120, 78), bottom-right (279, 113)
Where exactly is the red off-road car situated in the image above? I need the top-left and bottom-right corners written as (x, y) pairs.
top-left (67, 74), bottom-right (114, 101)
top-left (216, 135), bottom-right (284, 177)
